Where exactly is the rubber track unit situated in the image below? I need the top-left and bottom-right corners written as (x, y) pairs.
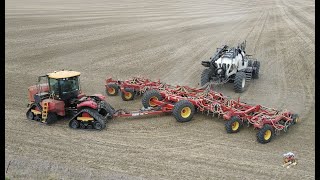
top-left (69, 107), bottom-right (107, 130)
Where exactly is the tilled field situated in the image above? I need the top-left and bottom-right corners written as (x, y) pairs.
top-left (5, 0), bottom-right (315, 179)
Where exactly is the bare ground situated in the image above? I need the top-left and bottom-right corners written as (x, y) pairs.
top-left (5, 0), bottom-right (315, 179)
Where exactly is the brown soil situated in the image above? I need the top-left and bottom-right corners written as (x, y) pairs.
top-left (5, 0), bottom-right (315, 179)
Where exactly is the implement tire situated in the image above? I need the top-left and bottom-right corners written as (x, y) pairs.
top-left (225, 116), bottom-right (242, 133)
top-left (291, 114), bottom-right (299, 124)
top-left (257, 124), bottom-right (274, 144)
top-left (121, 88), bottom-right (135, 101)
top-left (172, 100), bottom-right (195, 123)
top-left (106, 83), bottom-right (119, 96)
top-left (141, 90), bottom-right (163, 108)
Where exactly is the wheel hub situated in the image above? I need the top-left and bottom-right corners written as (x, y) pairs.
top-left (232, 121), bottom-right (239, 131)
top-left (181, 107), bottom-right (191, 118)
top-left (264, 130), bottom-right (272, 140)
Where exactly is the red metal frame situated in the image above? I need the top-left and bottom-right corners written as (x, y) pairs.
top-left (105, 77), bottom-right (164, 95)
top-left (105, 77), bottom-right (298, 135)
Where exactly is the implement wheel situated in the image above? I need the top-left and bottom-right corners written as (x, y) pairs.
top-left (121, 88), bottom-right (135, 101)
top-left (106, 83), bottom-right (119, 96)
top-left (142, 90), bottom-right (163, 108)
top-left (225, 116), bottom-right (242, 133)
top-left (173, 100), bottom-right (195, 123)
top-left (257, 124), bottom-right (274, 144)
top-left (292, 114), bottom-right (299, 124)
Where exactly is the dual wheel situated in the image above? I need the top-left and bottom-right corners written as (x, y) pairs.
top-left (142, 90), bottom-right (195, 122)
top-left (225, 116), bottom-right (283, 144)
top-left (106, 83), bottom-right (135, 101)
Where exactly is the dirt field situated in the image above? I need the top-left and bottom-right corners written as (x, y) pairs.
top-left (5, 0), bottom-right (315, 179)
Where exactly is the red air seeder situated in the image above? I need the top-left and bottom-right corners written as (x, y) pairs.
top-left (105, 77), bottom-right (299, 144)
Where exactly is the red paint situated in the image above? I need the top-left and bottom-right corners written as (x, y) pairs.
top-left (82, 112), bottom-right (91, 117)
top-left (28, 83), bottom-right (49, 102)
top-left (42, 99), bottom-right (65, 116)
top-left (77, 100), bottom-right (97, 109)
top-left (91, 94), bottom-right (105, 100)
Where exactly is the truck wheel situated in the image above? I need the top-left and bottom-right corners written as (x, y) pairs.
top-left (252, 61), bottom-right (260, 79)
top-left (225, 116), bottom-right (242, 133)
top-left (200, 69), bottom-right (213, 86)
top-left (121, 88), bottom-right (135, 101)
top-left (173, 100), bottom-right (195, 122)
top-left (257, 124), bottom-right (274, 144)
top-left (142, 90), bottom-right (163, 108)
top-left (69, 119), bottom-right (80, 129)
top-left (106, 83), bottom-right (119, 96)
top-left (234, 71), bottom-right (247, 93)
top-left (46, 112), bottom-right (58, 124)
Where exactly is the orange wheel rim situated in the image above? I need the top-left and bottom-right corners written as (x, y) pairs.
top-left (108, 87), bottom-right (115, 94)
top-left (149, 96), bottom-right (158, 107)
top-left (125, 92), bottom-right (132, 99)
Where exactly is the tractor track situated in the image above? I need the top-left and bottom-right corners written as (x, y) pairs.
top-left (6, 0), bottom-right (314, 179)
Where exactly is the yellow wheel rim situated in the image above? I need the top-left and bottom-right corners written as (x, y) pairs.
top-left (149, 96), bottom-right (158, 107)
top-left (295, 117), bottom-right (300, 123)
top-left (232, 121), bottom-right (239, 131)
top-left (264, 130), bottom-right (272, 140)
top-left (181, 107), bottom-right (191, 118)
top-left (108, 87), bottom-right (115, 94)
top-left (124, 92), bottom-right (132, 99)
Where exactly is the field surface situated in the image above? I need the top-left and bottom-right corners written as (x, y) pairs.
top-left (5, 0), bottom-right (315, 179)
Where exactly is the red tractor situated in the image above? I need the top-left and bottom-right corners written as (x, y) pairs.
top-left (26, 70), bottom-right (115, 130)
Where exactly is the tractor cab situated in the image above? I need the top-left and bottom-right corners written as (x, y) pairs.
top-left (46, 71), bottom-right (81, 101)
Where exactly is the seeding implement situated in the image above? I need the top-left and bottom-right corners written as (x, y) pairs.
top-left (26, 73), bottom-right (298, 143)
top-left (105, 77), bottom-right (299, 144)
top-left (105, 77), bottom-right (164, 101)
